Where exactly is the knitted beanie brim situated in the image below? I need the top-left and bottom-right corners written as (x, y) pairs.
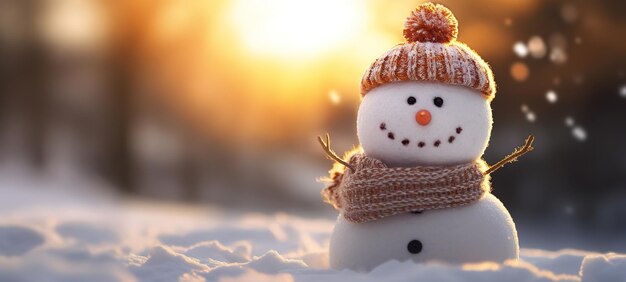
top-left (360, 3), bottom-right (496, 101)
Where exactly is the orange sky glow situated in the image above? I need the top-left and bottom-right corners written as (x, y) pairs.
top-left (96, 0), bottom-right (540, 146)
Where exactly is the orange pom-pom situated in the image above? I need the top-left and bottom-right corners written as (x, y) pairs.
top-left (403, 3), bottom-right (458, 44)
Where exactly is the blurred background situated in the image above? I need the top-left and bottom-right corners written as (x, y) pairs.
top-left (0, 0), bottom-right (625, 252)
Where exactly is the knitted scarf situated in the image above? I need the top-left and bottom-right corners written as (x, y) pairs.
top-left (323, 153), bottom-right (490, 223)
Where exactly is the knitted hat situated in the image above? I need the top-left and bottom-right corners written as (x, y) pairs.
top-left (360, 3), bottom-right (496, 101)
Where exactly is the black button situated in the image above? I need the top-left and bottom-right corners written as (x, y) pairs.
top-left (407, 239), bottom-right (423, 254)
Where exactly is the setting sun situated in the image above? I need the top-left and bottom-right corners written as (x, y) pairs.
top-left (228, 0), bottom-right (367, 57)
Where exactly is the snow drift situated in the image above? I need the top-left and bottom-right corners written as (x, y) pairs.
top-left (0, 170), bottom-right (624, 282)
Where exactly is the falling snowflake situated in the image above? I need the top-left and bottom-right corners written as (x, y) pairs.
top-left (620, 85), bottom-right (626, 98)
top-left (549, 33), bottom-right (567, 49)
top-left (521, 104), bottom-right (529, 113)
top-left (572, 126), bottom-right (587, 141)
top-left (520, 104), bottom-right (535, 122)
top-left (513, 42), bottom-right (528, 58)
top-left (564, 204), bottom-right (575, 215)
top-left (546, 90), bottom-right (558, 103)
top-left (528, 36), bottom-right (546, 58)
top-left (504, 18), bottom-right (513, 27)
top-left (565, 117), bottom-right (586, 141)
top-left (561, 4), bottom-right (578, 23)
top-left (573, 74), bottom-right (584, 85)
top-left (574, 36), bottom-right (582, 45)
top-left (329, 90), bottom-right (341, 105)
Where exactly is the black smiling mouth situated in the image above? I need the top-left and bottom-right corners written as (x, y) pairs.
top-left (379, 122), bottom-right (463, 148)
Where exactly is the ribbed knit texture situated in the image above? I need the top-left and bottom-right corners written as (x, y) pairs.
top-left (360, 3), bottom-right (496, 100)
top-left (323, 154), bottom-right (490, 223)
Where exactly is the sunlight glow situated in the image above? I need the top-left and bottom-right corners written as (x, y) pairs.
top-left (228, 0), bottom-right (367, 57)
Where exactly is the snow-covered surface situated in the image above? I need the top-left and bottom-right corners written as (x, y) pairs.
top-left (1, 168), bottom-right (625, 282)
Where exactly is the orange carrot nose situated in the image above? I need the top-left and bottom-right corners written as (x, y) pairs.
top-left (416, 110), bottom-right (431, 126)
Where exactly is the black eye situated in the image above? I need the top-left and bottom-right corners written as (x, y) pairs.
top-left (407, 96), bottom-right (416, 105)
top-left (433, 97), bottom-right (444, 107)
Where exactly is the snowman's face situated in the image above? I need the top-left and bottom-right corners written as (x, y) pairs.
top-left (357, 81), bottom-right (492, 167)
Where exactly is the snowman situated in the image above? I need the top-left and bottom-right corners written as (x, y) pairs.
top-left (318, 3), bottom-right (534, 271)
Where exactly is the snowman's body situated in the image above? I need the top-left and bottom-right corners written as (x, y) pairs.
top-left (324, 3), bottom-right (522, 271)
top-left (329, 194), bottom-right (518, 271)
top-left (328, 81), bottom-right (519, 270)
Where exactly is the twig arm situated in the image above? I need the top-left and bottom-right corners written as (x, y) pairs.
top-left (484, 135), bottom-right (535, 175)
top-left (317, 133), bottom-right (354, 171)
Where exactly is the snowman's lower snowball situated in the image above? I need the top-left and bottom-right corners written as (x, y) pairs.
top-left (329, 194), bottom-right (519, 271)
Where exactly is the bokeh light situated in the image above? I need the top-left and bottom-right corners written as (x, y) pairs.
top-left (546, 90), bottom-right (558, 103)
top-left (513, 41), bottom-right (528, 58)
top-left (328, 90), bottom-right (341, 105)
top-left (510, 62), bottom-right (530, 82)
top-left (527, 36), bottom-right (546, 59)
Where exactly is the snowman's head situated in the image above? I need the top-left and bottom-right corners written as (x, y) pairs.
top-left (356, 3), bottom-right (496, 167)
top-left (357, 81), bottom-right (491, 167)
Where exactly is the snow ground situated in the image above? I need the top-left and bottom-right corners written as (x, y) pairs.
top-left (0, 169), bottom-right (625, 282)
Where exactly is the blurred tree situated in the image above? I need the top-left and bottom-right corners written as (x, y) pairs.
top-left (0, 0), bottom-right (46, 168)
